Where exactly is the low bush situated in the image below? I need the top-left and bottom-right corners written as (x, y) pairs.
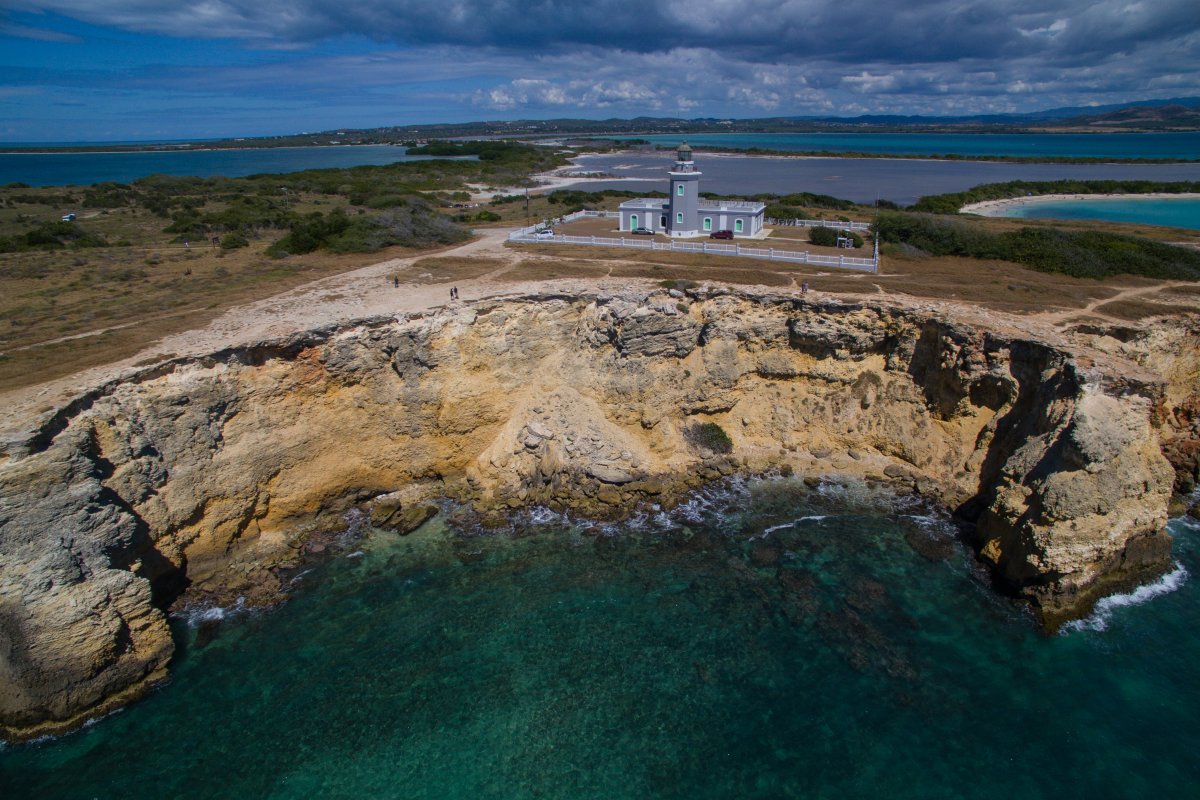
top-left (220, 232), bottom-right (250, 250)
top-left (808, 227), bottom-right (863, 248)
top-left (685, 422), bottom-right (733, 454)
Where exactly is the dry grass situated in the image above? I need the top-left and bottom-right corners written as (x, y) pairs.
top-left (403, 257), bottom-right (507, 283)
top-left (1092, 297), bottom-right (1200, 321)
top-left (0, 231), bottom-right (464, 391)
top-left (506, 240), bottom-right (1189, 317)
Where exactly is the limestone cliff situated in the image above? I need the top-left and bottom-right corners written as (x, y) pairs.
top-left (0, 290), bottom-right (1189, 741)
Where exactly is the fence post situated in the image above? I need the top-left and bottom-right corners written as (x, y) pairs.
top-left (839, 255), bottom-right (844, 267)
top-left (592, 236), bottom-right (596, 244)
top-left (769, 248), bottom-right (774, 260)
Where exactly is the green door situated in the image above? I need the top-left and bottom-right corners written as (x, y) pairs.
top-left (630, 214), bottom-right (638, 231)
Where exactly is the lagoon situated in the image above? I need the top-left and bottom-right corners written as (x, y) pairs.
top-left (612, 132), bottom-right (1200, 161)
top-left (569, 151), bottom-right (1200, 206)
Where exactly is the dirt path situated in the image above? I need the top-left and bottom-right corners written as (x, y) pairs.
top-left (1029, 281), bottom-right (1193, 328)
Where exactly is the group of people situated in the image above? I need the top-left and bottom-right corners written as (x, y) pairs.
top-left (390, 275), bottom-right (461, 301)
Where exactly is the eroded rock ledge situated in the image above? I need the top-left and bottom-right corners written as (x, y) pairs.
top-left (0, 289), bottom-right (1193, 741)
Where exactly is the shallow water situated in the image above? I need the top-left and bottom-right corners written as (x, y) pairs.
top-left (2, 477), bottom-right (1197, 799)
top-left (1005, 196), bottom-right (1200, 231)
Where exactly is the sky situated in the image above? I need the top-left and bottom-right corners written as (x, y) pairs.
top-left (2, 1), bottom-right (1198, 142)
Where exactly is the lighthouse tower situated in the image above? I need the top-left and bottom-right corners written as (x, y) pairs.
top-left (667, 142), bottom-right (701, 237)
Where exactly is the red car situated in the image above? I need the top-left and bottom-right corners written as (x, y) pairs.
top-left (709, 230), bottom-right (734, 239)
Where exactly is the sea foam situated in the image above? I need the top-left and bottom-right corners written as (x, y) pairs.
top-left (1062, 563), bottom-right (1189, 634)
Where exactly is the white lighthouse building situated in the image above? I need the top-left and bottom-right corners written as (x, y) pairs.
top-left (618, 143), bottom-right (765, 237)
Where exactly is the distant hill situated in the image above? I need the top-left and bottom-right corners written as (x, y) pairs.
top-left (330, 98), bottom-right (1200, 139)
top-left (1048, 103), bottom-right (1200, 130)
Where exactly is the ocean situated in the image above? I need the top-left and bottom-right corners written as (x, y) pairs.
top-left (2, 476), bottom-right (1197, 799)
top-left (0, 145), bottom-right (462, 188)
top-left (611, 132), bottom-right (1200, 161)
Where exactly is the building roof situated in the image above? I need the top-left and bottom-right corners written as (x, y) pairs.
top-left (698, 199), bottom-right (766, 212)
top-left (618, 198), bottom-right (669, 209)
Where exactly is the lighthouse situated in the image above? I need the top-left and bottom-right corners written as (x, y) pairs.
top-left (618, 142), bottom-right (764, 237)
top-left (667, 142), bottom-right (702, 237)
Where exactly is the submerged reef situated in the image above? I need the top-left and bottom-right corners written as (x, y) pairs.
top-left (0, 289), bottom-right (1197, 741)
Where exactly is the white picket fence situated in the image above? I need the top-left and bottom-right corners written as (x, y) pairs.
top-left (509, 232), bottom-right (878, 272)
top-left (508, 209), bottom-right (878, 272)
top-left (766, 217), bottom-right (873, 231)
top-left (508, 208), bottom-right (883, 273)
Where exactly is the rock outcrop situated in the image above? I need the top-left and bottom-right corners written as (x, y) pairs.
top-left (0, 290), bottom-right (1192, 740)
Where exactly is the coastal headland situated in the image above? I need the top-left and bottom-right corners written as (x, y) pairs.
top-left (1, 140), bottom-right (1200, 746)
top-left (1, 279), bottom-right (1197, 742)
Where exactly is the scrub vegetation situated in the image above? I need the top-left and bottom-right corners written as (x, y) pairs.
top-left (874, 211), bottom-right (1200, 280)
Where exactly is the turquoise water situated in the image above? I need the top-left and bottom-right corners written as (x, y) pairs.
top-left (616, 132), bottom-right (1200, 160)
top-left (1004, 196), bottom-right (1200, 230)
top-left (2, 477), bottom-right (1198, 799)
top-left (0, 145), bottom-right (466, 188)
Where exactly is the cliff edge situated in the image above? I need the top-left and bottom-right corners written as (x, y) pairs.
top-left (0, 290), bottom-right (1192, 741)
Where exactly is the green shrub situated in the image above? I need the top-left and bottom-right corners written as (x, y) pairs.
top-left (220, 232), bottom-right (250, 250)
top-left (685, 422), bottom-right (733, 454)
top-left (474, 210), bottom-right (501, 222)
top-left (808, 227), bottom-right (861, 248)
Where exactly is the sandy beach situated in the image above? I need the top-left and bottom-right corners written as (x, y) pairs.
top-left (961, 192), bottom-right (1200, 216)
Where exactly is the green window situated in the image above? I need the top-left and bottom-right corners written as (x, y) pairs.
top-left (677, 184), bottom-right (685, 196)
top-left (676, 212), bottom-right (684, 224)
top-left (703, 217), bottom-right (712, 231)
top-left (734, 219), bottom-right (744, 233)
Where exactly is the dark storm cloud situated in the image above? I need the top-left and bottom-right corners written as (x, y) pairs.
top-left (4, 0), bottom-right (1199, 125)
top-left (12, 1), bottom-right (1199, 63)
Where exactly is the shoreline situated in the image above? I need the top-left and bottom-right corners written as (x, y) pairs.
top-left (961, 191), bottom-right (1200, 216)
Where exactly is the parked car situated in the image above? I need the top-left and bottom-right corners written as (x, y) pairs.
top-left (534, 229), bottom-right (555, 239)
top-left (709, 229), bottom-right (734, 239)
top-left (632, 227), bottom-right (654, 235)
top-left (61, 213), bottom-right (76, 222)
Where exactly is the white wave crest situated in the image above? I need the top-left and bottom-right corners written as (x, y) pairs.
top-left (759, 515), bottom-right (829, 539)
top-left (181, 596), bottom-right (246, 626)
top-left (526, 506), bottom-right (565, 526)
top-left (1061, 563), bottom-right (1189, 634)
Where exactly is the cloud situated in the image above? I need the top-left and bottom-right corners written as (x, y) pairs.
top-left (3, 1), bottom-right (1199, 139)
top-left (10, 1), bottom-right (1198, 63)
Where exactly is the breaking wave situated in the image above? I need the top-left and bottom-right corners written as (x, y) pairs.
top-left (1061, 563), bottom-right (1189, 634)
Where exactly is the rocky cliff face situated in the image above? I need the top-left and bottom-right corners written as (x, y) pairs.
top-left (0, 290), bottom-right (1190, 740)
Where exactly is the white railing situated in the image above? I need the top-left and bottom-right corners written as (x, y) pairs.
top-left (507, 209), bottom-right (619, 237)
top-left (766, 218), bottom-right (872, 231)
top-left (508, 230), bottom-right (878, 272)
top-left (698, 200), bottom-right (765, 211)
